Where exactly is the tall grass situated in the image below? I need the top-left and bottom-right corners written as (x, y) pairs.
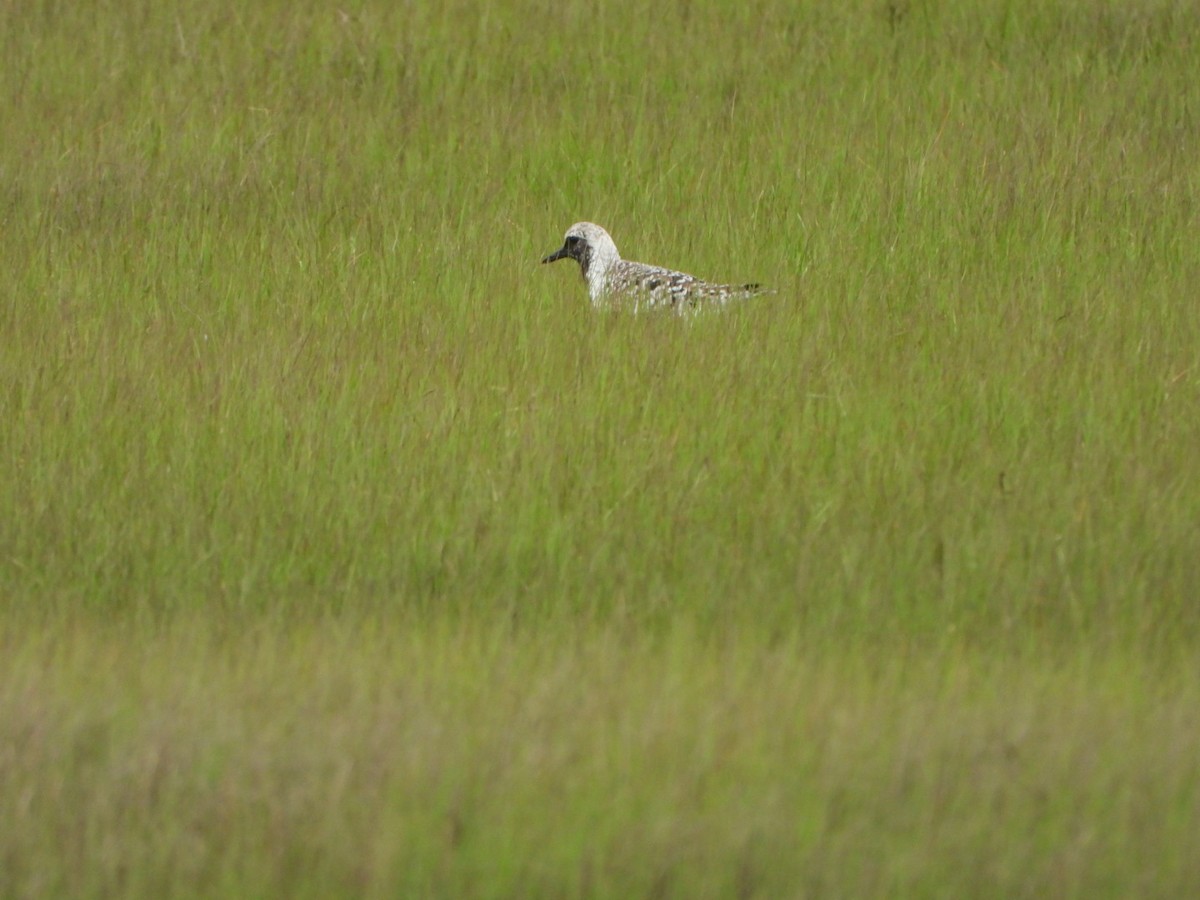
top-left (2, 0), bottom-right (1199, 894)
top-left (3, 621), bottom-right (1198, 898)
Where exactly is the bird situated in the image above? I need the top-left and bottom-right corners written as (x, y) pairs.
top-left (541, 222), bottom-right (769, 314)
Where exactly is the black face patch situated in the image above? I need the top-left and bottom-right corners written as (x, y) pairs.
top-left (567, 237), bottom-right (592, 275)
top-left (543, 233), bottom-right (593, 276)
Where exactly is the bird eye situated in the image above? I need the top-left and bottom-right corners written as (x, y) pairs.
top-left (566, 235), bottom-right (580, 245)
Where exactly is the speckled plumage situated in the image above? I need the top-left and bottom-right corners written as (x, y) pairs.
top-left (542, 222), bottom-right (768, 314)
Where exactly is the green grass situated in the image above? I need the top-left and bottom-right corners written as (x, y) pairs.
top-left (3, 0), bottom-right (1200, 895)
top-left (4, 622), bottom-right (1199, 898)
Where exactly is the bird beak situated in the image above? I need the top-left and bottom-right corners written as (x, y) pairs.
top-left (542, 244), bottom-right (568, 264)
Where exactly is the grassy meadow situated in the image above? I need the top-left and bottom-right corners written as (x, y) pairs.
top-left (3, 0), bottom-right (1200, 895)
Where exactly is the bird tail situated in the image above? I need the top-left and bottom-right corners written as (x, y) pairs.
top-left (739, 283), bottom-right (775, 297)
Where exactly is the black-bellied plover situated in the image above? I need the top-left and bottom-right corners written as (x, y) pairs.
top-left (542, 222), bottom-right (768, 313)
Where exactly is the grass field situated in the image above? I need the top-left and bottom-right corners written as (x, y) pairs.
top-left (3, 0), bottom-right (1200, 896)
